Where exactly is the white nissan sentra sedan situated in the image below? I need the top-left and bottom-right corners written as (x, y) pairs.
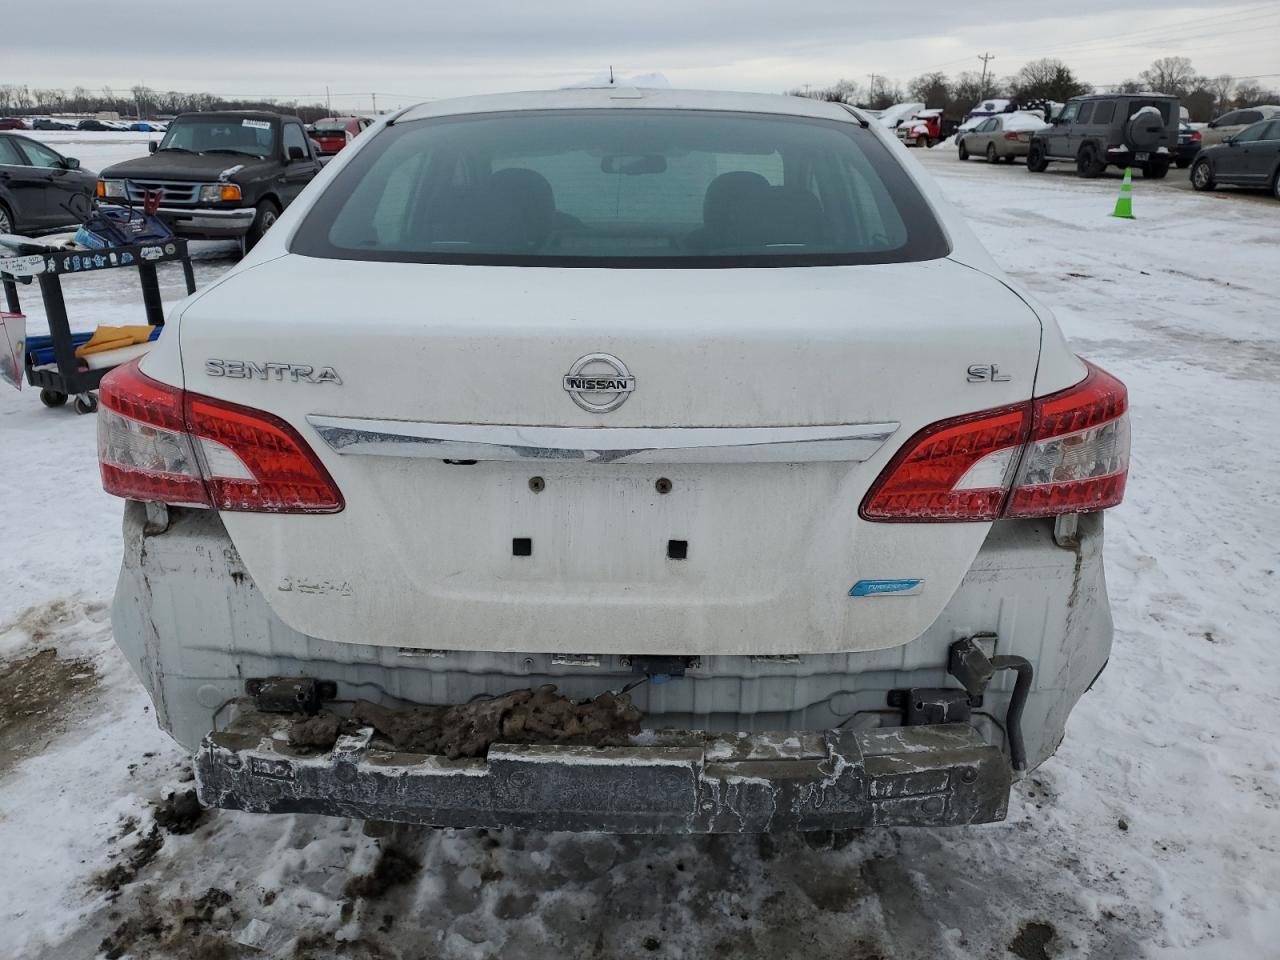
top-left (100, 87), bottom-right (1129, 834)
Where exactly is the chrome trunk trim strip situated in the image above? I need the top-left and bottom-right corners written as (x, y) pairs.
top-left (306, 417), bottom-right (899, 465)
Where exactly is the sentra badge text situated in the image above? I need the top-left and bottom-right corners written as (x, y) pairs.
top-left (206, 359), bottom-right (342, 384)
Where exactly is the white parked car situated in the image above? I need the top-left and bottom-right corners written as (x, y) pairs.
top-left (99, 87), bottom-right (1129, 834)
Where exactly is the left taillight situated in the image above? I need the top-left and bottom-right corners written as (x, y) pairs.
top-left (861, 360), bottom-right (1129, 522)
top-left (98, 360), bottom-right (210, 507)
top-left (98, 359), bottom-right (343, 514)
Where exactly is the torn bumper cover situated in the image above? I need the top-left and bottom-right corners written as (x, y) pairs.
top-left (196, 709), bottom-right (1011, 833)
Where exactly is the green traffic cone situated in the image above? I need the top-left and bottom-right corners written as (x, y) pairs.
top-left (1111, 167), bottom-right (1135, 219)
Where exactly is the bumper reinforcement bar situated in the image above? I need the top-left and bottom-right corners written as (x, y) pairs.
top-left (196, 710), bottom-right (1011, 833)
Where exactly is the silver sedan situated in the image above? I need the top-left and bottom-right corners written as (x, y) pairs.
top-left (958, 113), bottom-right (1049, 163)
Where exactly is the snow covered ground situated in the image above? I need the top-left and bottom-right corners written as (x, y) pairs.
top-left (1, 134), bottom-right (1278, 960)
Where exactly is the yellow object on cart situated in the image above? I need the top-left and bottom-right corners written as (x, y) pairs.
top-left (74, 325), bottom-right (156, 358)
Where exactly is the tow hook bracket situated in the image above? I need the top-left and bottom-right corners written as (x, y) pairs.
top-left (245, 677), bottom-right (337, 715)
top-left (949, 635), bottom-right (996, 698)
top-left (888, 688), bottom-right (979, 725)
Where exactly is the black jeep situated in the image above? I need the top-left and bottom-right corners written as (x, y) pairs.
top-left (97, 111), bottom-right (322, 253)
top-left (1028, 93), bottom-right (1181, 179)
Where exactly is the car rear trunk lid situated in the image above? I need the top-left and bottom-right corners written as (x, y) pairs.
top-left (172, 253), bottom-right (1042, 655)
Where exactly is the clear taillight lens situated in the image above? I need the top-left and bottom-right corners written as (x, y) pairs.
top-left (861, 360), bottom-right (1129, 522)
top-left (98, 362), bottom-right (210, 507)
top-left (1006, 361), bottom-right (1129, 517)
top-left (97, 359), bottom-right (343, 514)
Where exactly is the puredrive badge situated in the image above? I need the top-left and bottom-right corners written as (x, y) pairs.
top-left (562, 353), bottom-right (635, 413)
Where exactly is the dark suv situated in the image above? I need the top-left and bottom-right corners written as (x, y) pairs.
top-left (1028, 93), bottom-right (1180, 179)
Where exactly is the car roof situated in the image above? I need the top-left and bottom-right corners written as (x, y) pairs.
top-left (396, 88), bottom-right (859, 124)
top-left (174, 110), bottom-right (295, 123)
top-left (1069, 92), bottom-right (1178, 102)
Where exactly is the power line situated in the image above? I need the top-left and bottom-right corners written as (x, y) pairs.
top-left (1007, 2), bottom-right (1279, 62)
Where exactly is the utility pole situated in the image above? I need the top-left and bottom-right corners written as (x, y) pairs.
top-left (978, 53), bottom-right (995, 97)
top-left (372, 92), bottom-right (377, 115)
top-left (867, 73), bottom-right (881, 105)
top-left (326, 86), bottom-right (331, 117)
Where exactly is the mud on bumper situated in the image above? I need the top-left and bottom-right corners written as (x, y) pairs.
top-left (196, 708), bottom-right (1011, 833)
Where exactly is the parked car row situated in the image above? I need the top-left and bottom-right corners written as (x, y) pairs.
top-left (948, 92), bottom-right (1280, 200)
top-left (1, 116), bottom-right (170, 132)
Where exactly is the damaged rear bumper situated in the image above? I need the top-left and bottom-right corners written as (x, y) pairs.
top-left (196, 707), bottom-right (1011, 833)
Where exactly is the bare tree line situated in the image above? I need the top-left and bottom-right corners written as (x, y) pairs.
top-left (0, 83), bottom-right (330, 122)
top-left (791, 57), bottom-right (1280, 122)
top-left (4, 56), bottom-right (1277, 123)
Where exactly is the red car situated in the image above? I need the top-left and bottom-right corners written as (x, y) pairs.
top-left (0, 118), bottom-right (27, 131)
top-left (309, 116), bottom-right (372, 155)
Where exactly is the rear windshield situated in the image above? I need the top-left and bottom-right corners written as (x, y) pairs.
top-left (313, 119), bottom-right (350, 132)
top-left (291, 109), bottom-right (950, 267)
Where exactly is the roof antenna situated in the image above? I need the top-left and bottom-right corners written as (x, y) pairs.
top-left (609, 65), bottom-right (614, 85)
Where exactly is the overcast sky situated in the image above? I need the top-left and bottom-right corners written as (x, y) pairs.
top-left (5, 0), bottom-right (1277, 110)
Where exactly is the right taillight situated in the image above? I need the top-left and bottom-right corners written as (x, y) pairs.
top-left (1004, 361), bottom-right (1128, 517)
top-left (98, 359), bottom-right (343, 514)
top-left (861, 360), bottom-right (1129, 522)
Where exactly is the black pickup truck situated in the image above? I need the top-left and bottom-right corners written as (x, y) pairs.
top-left (97, 111), bottom-right (322, 253)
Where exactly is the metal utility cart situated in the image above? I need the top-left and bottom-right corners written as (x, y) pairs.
top-left (0, 238), bottom-right (196, 413)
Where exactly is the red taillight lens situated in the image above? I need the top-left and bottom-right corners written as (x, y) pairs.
top-left (186, 394), bottom-right (344, 513)
top-left (860, 404), bottom-right (1031, 521)
top-left (1190, 130), bottom-right (1202, 142)
top-left (861, 361), bottom-right (1129, 522)
top-left (1004, 132), bottom-right (1020, 140)
top-left (98, 359), bottom-right (343, 514)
